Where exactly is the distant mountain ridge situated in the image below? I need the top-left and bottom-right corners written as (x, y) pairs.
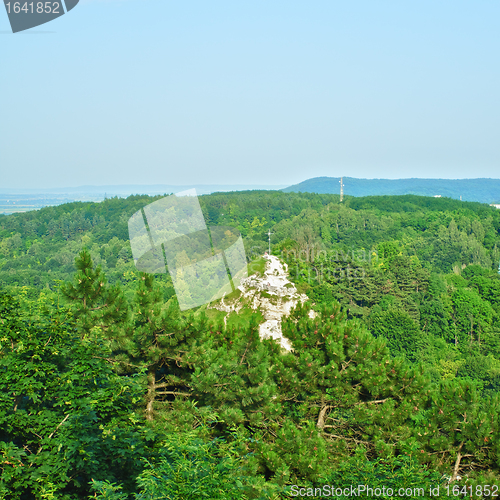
top-left (0, 183), bottom-right (287, 196)
top-left (283, 177), bottom-right (500, 204)
top-left (0, 183), bottom-right (287, 215)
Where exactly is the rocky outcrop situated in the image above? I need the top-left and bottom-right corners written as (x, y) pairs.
top-left (210, 254), bottom-right (312, 351)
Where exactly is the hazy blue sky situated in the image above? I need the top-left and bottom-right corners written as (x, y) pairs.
top-left (1, 0), bottom-right (499, 189)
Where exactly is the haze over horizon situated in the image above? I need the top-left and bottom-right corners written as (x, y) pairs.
top-left (1, 0), bottom-right (499, 189)
top-left (3, 176), bottom-right (500, 197)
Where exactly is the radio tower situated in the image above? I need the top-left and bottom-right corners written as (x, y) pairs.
top-left (339, 177), bottom-right (344, 202)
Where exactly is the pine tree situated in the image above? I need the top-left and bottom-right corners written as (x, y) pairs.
top-left (61, 249), bottom-right (128, 339)
top-left (418, 379), bottom-right (500, 481)
top-left (116, 272), bottom-right (203, 422)
top-left (190, 317), bottom-right (281, 428)
top-left (275, 301), bottom-right (431, 458)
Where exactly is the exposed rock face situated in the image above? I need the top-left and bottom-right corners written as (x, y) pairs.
top-left (210, 254), bottom-right (311, 351)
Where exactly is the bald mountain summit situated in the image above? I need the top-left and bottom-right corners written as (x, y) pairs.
top-left (208, 253), bottom-right (316, 351)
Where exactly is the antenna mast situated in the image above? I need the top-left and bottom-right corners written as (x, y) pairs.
top-left (339, 177), bottom-right (344, 202)
top-left (267, 229), bottom-right (274, 255)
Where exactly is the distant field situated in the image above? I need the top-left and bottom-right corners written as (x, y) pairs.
top-left (1, 206), bottom-right (44, 215)
top-left (0, 184), bottom-right (286, 215)
top-left (0, 195), bottom-right (104, 215)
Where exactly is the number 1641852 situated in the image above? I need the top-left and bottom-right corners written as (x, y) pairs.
top-left (5, 2), bottom-right (61, 14)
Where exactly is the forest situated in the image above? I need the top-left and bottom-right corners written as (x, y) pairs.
top-left (1, 191), bottom-right (500, 499)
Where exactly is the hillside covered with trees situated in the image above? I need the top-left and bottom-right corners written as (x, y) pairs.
top-left (1, 191), bottom-right (500, 498)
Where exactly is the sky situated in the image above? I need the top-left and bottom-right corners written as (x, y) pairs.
top-left (1, 0), bottom-right (499, 189)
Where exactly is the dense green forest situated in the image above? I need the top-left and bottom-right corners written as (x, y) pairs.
top-left (1, 191), bottom-right (500, 498)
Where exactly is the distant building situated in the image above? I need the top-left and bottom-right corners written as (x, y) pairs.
top-left (433, 195), bottom-right (442, 198)
top-left (490, 204), bottom-right (500, 209)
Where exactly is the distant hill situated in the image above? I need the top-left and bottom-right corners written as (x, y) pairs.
top-left (283, 177), bottom-right (500, 204)
top-left (0, 183), bottom-right (287, 196)
top-left (0, 183), bottom-right (287, 215)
